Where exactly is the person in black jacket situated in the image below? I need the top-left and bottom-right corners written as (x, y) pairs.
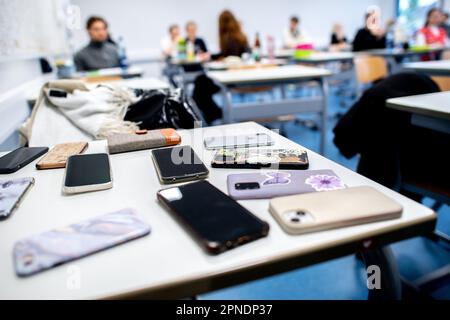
top-left (353, 11), bottom-right (387, 52)
top-left (333, 73), bottom-right (448, 199)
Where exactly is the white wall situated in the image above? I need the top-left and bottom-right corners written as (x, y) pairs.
top-left (71, 0), bottom-right (397, 55)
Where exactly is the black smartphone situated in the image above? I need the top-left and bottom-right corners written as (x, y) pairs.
top-left (0, 147), bottom-right (49, 174)
top-left (151, 146), bottom-right (209, 184)
top-left (157, 180), bottom-right (270, 255)
top-left (63, 153), bottom-right (112, 194)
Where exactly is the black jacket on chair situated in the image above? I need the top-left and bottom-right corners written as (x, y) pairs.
top-left (333, 72), bottom-right (446, 189)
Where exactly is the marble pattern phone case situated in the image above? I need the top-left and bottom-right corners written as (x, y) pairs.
top-left (0, 177), bottom-right (34, 220)
top-left (13, 208), bottom-right (151, 277)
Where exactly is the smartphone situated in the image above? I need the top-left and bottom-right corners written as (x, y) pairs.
top-left (211, 148), bottom-right (309, 170)
top-left (227, 170), bottom-right (345, 200)
top-left (0, 177), bottom-right (34, 220)
top-left (204, 133), bottom-right (273, 150)
top-left (157, 180), bottom-right (270, 254)
top-left (269, 186), bottom-right (403, 235)
top-left (107, 129), bottom-right (181, 154)
top-left (63, 153), bottom-right (112, 194)
top-left (0, 147), bottom-right (49, 174)
top-left (13, 208), bottom-right (151, 277)
top-left (151, 146), bottom-right (209, 184)
top-left (36, 142), bottom-right (88, 170)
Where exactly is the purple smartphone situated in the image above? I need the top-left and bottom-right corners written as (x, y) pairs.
top-left (13, 208), bottom-right (150, 277)
top-left (227, 170), bottom-right (345, 200)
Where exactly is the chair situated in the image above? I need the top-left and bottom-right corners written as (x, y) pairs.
top-left (353, 55), bottom-right (389, 88)
top-left (431, 76), bottom-right (450, 91)
top-left (441, 50), bottom-right (450, 61)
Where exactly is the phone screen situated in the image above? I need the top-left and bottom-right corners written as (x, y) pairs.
top-left (157, 181), bottom-right (269, 254)
top-left (152, 146), bottom-right (208, 182)
top-left (64, 153), bottom-right (111, 187)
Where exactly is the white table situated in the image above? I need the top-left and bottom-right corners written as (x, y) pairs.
top-left (387, 91), bottom-right (450, 134)
top-left (205, 59), bottom-right (288, 71)
top-left (403, 60), bottom-right (450, 77)
top-left (294, 52), bottom-right (355, 64)
top-left (70, 66), bottom-right (145, 80)
top-left (0, 122), bottom-right (436, 299)
top-left (208, 65), bottom-right (331, 154)
top-left (360, 47), bottom-right (448, 74)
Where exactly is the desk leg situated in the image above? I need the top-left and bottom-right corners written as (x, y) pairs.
top-left (319, 78), bottom-right (329, 155)
top-left (220, 85), bottom-right (233, 124)
top-left (361, 246), bottom-right (402, 300)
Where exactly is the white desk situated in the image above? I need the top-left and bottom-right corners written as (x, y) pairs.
top-left (361, 47), bottom-right (446, 58)
top-left (273, 49), bottom-right (295, 59)
top-left (294, 52), bottom-right (355, 64)
top-left (205, 59), bottom-right (288, 71)
top-left (403, 60), bottom-right (450, 77)
top-left (208, 65), bottom-right (331, 154)
top-left (70, 66), bottom-right (144, 80)
top-left (0, 122), bottom-right (436, 299)
top-left (110, 77), bottom-right (170, 91)
top-left (387, 91), bottom-right (450, 134)
top-left (360, 48), bottom-right (448, 74)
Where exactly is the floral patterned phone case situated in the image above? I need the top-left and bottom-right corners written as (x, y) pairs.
top-left (227, 170), bottom-right (345, 200)
top-left (212, 149), bottom-right (309, 170)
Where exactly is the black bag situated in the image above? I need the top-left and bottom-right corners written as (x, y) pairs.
top-left (124, 88), bottom-right (201, 130)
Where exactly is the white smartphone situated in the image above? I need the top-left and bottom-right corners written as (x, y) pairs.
top-left (204, 133), bottom-right (273, 150)
top-left (62, 153), bottom-right (113, 194)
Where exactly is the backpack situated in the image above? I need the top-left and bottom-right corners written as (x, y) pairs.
top-left (124, 88), bottom-right (202, 129)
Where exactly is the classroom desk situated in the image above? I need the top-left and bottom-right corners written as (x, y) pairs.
top-left (273, 49), bottom-right (295, 59)
top-left (0, 121), bottom-right (436, 299)
top-left (294, 52), bottom-right (355, 64)
top-left (386, 91), bottom-right (450, 134)
top-left (402, 60), bottom-right (450, 77)
top-left (361, 47), bottom-right (446, 59)
top-left (208, 65), bottom-right (331, 154)
top-left (360, 47), bottom-right (447, 73)
top-left (205, 59), bottom-right (288, 71)
top-left (70, 66), bottom-right (144, 80)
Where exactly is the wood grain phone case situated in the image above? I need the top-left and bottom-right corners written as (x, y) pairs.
top-left (36, 142), bottom-right (88, 170)
top-left (269, 186), bottom-right (403, 235)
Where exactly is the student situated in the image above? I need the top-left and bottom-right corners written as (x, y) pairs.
top-left (330, 23), bottom-right (350, 51)
top-left (185, 21), bottom-right (210, 61)
top-left (161, 24), bottom-right (181, 59)
top-left (352, 10), bottom-right (387, 52)
top-left (218, 10), bottom-right (250, 57)
top-left (417, 8), bottom-right (448, 46)
top-left (74, 16), bottom-right (120, 71)
top-left (282, 16), bottom-right (311, 49)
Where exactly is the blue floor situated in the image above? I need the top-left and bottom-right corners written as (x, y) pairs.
top-left (200, 86), bottom-right (450, 300)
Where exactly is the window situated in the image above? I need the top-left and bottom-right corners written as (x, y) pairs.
top-left (396, 0), bottom-right (443, 32)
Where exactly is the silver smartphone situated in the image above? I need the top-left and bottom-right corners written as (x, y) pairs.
top-left (62, 153), bottom-right (113, 194)
top-left (204, 133), bottom-right (273, 150)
